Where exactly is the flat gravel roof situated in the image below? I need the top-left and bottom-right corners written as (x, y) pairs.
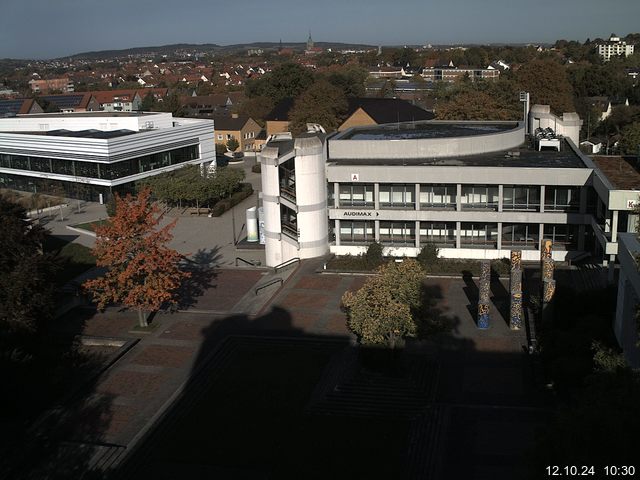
top-left (340, 122), bottom-right (517, 140)
top-left (330, 139), bottom-right (586, 169)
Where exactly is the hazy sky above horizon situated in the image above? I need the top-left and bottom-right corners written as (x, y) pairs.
top-left (1, 0), bottom-right (639, 59)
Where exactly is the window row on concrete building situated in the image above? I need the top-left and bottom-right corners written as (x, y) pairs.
top-left (331, 182), bottom-right (586, 212)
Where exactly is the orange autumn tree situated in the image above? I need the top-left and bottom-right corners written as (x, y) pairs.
top-left (83, 187), bottom-right (190, 327)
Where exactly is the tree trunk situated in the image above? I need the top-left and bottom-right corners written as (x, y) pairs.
top-left (137, 308), bottom-right (149, 328)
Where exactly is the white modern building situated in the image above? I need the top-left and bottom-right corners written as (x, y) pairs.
top-left (597, 34), bottom-right (635, 62)
top-left (258, 106), bottom-right (640, 273)
top-left (0, 112), bottom-right (215, 202)
top-left (260, 134), bottom-right (330, 266)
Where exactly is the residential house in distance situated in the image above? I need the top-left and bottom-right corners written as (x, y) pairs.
top-left (212, 113), bottom-right (261, 152)
top-left (265, 97), bottom-right (435, 136)
top-left (0, 98), bottom-right (44, 117)
top-left (92, 90), bottom-right (142, 112)
top-left (338, 98), bottom-right (435, 131)
top-left (585, 96), bottom-right (630, 122)
top-left (38, 93), bottom-right (100, 113)
top-left (181, 93), bottom-right (245, 117)
top-left (28, 77), bottom-right (74, 94)
top-left (597, 33), bottom-right (635, 61)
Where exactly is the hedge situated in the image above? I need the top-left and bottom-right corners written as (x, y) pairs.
top-left (210, 183), bottom-right (254, 217)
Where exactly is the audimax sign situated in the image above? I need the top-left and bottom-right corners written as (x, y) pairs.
top-left (343, 211), bottom-right (380, 217)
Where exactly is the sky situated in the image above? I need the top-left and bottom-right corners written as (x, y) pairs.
top-left (1, 0), bottom-right (639, 59)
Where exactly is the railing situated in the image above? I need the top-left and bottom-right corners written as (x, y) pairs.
top-left (255, 277), bottom-right (283, 295)
top-left (281, 223), bottom-right (299, 240)
top-left (235, 257), bottom-right (261, 267)
top-left (280, 185), bottom-right (296, 202)
top-left (273, 257), bottom-right (300, 273)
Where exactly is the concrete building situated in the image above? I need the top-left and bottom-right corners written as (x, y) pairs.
top-left (420, 65), bottom-right (500, 82)
top-left (613, 233), bottom-right (640, 367)
top-left (260, 133), bottom-right (329, 266)
top-left (0, 111), bottom-right (215, 202)
top-left (257, 106), bottom-right (639, 271)
top-left (597, 33), bottom-right (635, 62)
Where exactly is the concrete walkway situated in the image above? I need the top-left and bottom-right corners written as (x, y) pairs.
top-left (33, 158), bottom-right (266, 267)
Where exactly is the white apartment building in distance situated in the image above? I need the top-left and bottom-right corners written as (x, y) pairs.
top-left (597, 33), bottom-right (635, 61)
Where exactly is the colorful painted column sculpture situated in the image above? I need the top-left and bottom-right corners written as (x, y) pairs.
top-left (540, 240), bottom-right (556, 324)
top-left (510, 250), bottom-right (523, 330)
top-left (477, 260), bottom-right (491, 329)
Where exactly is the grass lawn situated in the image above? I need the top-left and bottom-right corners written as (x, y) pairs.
top-left (43, 235), bottom-right (96, 285)
top-left (72, 219), bottom-right (110, 232)
top-left (138, 340), bottom-right (410, 478)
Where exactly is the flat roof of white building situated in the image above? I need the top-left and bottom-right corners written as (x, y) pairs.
top-left (0, 112), bottom-right (213, 135)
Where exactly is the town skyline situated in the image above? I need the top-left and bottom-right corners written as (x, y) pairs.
top-left (1, 0), bottom-right (639, 59)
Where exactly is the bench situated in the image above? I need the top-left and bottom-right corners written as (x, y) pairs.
top-left (187, 208), bottom-right (210, 216)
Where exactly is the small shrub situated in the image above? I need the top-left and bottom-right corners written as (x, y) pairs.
top-left (365, 242), bottom-right (384, 269)
top-left (251, 163), bottom-right (261, 174)
top-left (106, 195), bottom-right (117, 217)
top-left (417, 243), bottom-right (439, 268)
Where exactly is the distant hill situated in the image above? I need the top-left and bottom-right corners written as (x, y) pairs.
top-left (63, 41), bottom-right (377, 60)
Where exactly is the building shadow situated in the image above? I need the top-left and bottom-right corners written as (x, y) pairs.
top-left (461, 270), bottom-right (479, 324)
top-left (111, 292), bottom-right (560, 480)
top-left (0, 305), bottom-right (116, 479)
top-left (490, 268), bottom-right (511, 327)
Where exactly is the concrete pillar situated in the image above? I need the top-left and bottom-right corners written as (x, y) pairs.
top-left (497, 222), bottom-right (502, 250)
top-left (608, 255), bottom-right (616, 282)
top-left (375, 220), bottom-right (380, 242)
top-left (539, 185), bottom-right (545, 213)
top-left (538, 223), bottom-right (544, 251)
top-left (456, 221), bottom-right (461, 249)
top-left (415, 220), bottom-right (420, 248)
top-left (456, 184), bottom-right (462, 211)
top-left (415, 184), bottom-right (421, 211)
top-left (498, 185), bottom-right (504, 213)
top-left (611, 210), bottom-right (619, 242)
top-left (374, 183), bottom-right (380, 210)
top-left (333, 182), bottom-right (340, 208)
top-left (335, 219), bottom-right (340, 246)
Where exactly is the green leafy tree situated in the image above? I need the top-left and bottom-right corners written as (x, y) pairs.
top-left (619, 122), bottom-right (640, 155)
top-left (0, 195), bottom-right (56, 335)
top-left (237, 95), bottom-right (274, 127)
top-left (324, 65), bottom-right (368, 97)
top-left (288, 80), bottom-right (348, 134)
top-left (139, 91), bottom-right (157, 111)
top-left (342, 260), bottom-right (425, 347)
top-left (226, 137), bottom-right (240, 152)
top-left (245, 62), bottom-right (315, 103)
top-left (437, 90), bottom-right (519, 120)
top-left (417, 243), bottom-right (439, 268)
top-left (515, 59), bottom-right (576, 113)
top-left (365, 241), bottom-right (384, 269)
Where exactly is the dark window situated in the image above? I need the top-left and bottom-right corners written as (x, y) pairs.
top-left (379, 221), bottom-right (415, 245)
top-left (339, 183), bottom-right (374, 207)
top-left (340, 220), bottom-right (374, 244)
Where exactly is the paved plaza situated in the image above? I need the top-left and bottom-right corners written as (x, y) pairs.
top-left (9, 162), bottom-right (554, 478)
